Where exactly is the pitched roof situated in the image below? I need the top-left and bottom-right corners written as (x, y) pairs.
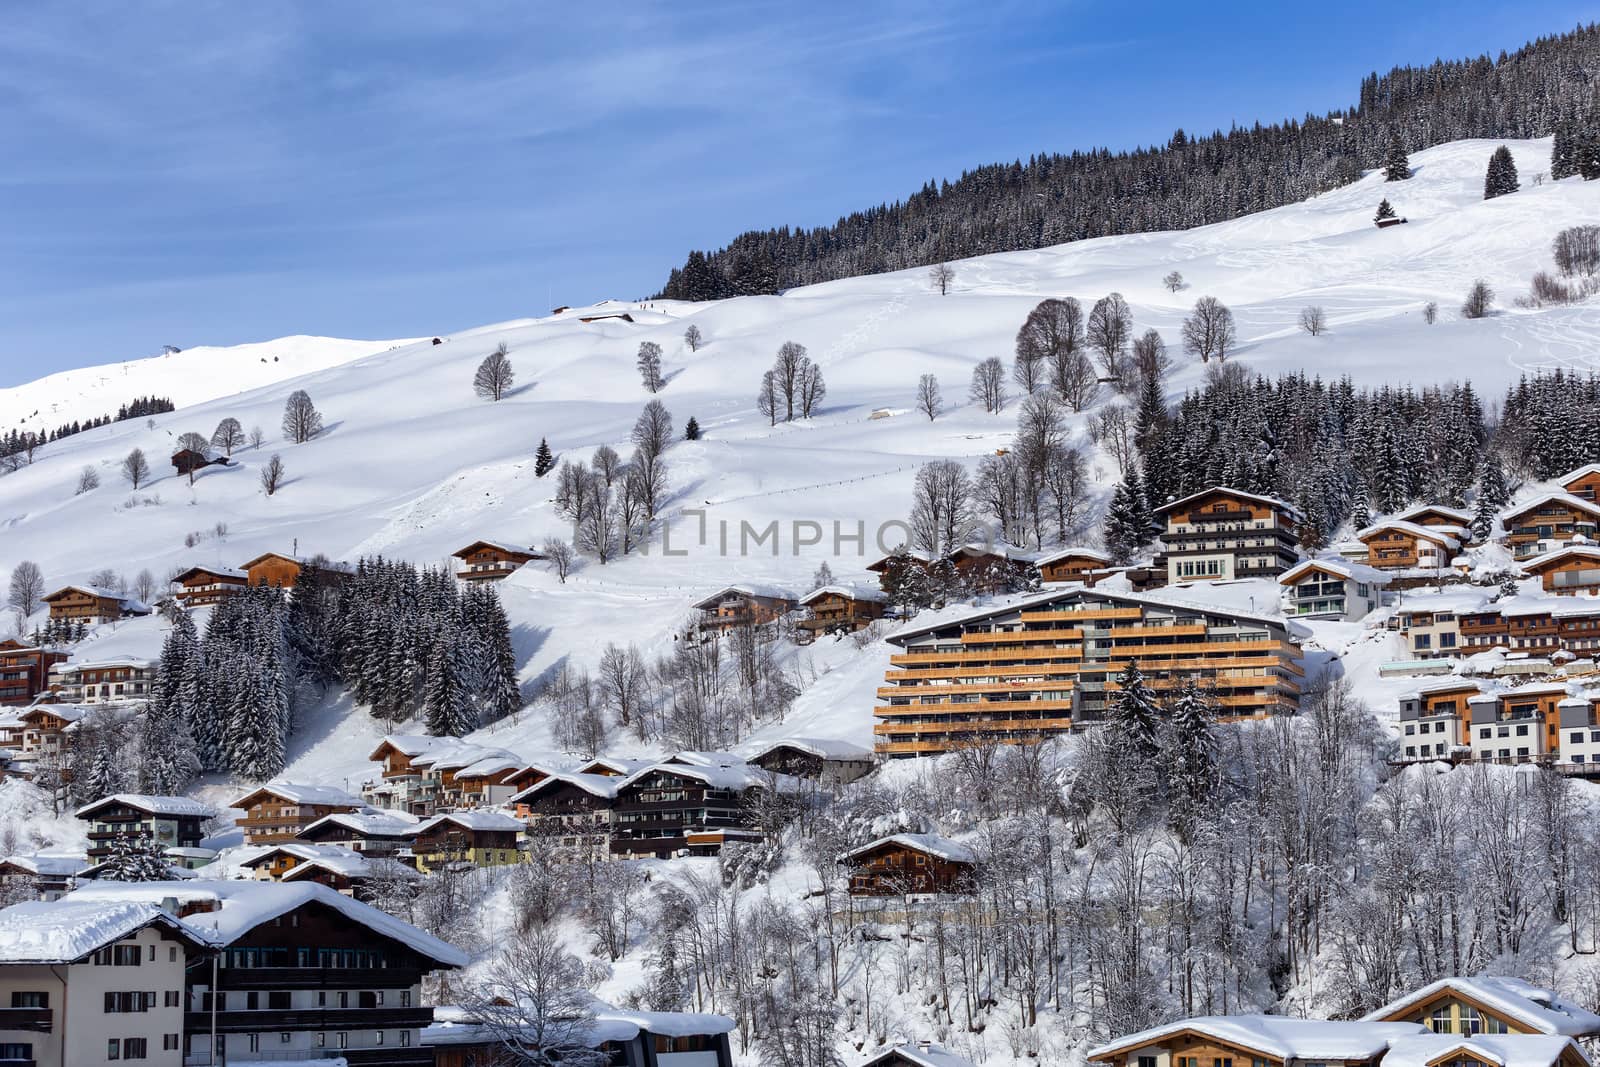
top-left (0, 853), bottom-right (87, 877)
top-left (839, 833), bottom-right (975, 865)
top-left (454, 539), bottom-right (542, 559)
top-left (415, 810), bottom-right (526, 834)
top-left (368, 734), bottom-right (442, 760)
top-left (1558, 463), bottom-right (1600, 487)
top-left (1357, 519), bottom-right (1462, 548)
top-left (1279, 557), bottom-right (1391, 585)
top-left (690, 583), bottom-right (798, 610)
top-left (746, 737), bottom-right (874, 763)
top-left (296, 811), bottom-right (421, 840)
top-left (1033, 546), bottom-right (1113, 567)
top-left (75, 794), bottom-right (219, 820)
top-left (861, 1044), bottom-right (979, 1067)
top-left (1501, 493), bottom-right (1600, 523)
top-left (173, 565), bottom-right (248, 583)
top-left (510, 770), bottom-right (624, 805)
top-left (1396, 503), bottom-right (1474, 525)
top-left (0, 898), bottom-right (209, 963)
top-left (1155, 486), bottom-right (1303, 520)
top-left (1520, 544), bottom-right (1600, 573)
top-left (69, 879), bottom-right (467, 966)
top-left (1088, 1017), bottom-right (1428, 1063)
top-left (1381, 1034), bottom-right (1587, 1067)
top-left (42, 584), bottom-right (130, 603)
top-left (1362, 976), bottom-right (1600, 1037)
top-left (229, 782), bottom-right (366, 810)
top-left (800, 583), bottom-right (888, 605)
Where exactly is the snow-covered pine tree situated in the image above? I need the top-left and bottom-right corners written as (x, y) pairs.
top-left (1103, 472), bottom-right (1149, 565)
top-left (1383, 132), bottom-right (1412, 181)
top-left (1484, 145), bottom-right (1519, 199)
top-left (98, 833), bottom-right (174, 882)
top-left (1374, 198), bottom-right (1397, 223)
top-left (534, 438), bottom-right (556, 477)
top-left (1553, 116), bottom-right (1577, 180)
top-left (1165, 680), bottom-right (1217, 838)
top-left (684, 417), bottom-right (701, 441)
top-left (1471, 454), bottom-right (1509, 541)
top-left (424, 635), bottom-right (476, 737)
top-left (1108, 663), bottom-right (1162, 763)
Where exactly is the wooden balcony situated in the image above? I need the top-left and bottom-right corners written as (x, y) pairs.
top-left (873, 716), bottom-right (1075, 736)
top-left (1019, 607), bottom-right (1143, 623)
top-left (875, 699), bottom-right (1076, 717)
top-left (0, 1007), bottom-right (51, 1033)
top-left (961, 627), bottom-right (1084, 644)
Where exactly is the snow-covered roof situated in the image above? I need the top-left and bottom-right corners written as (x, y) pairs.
top-left (801, 583), bottom-right (888, 605)
top-left (580, 756), bottom-right (654, 776)
top-left (690, 583), bottom-right (798, 609)
top-left (1382, 1033), bottom-right (1585, 1067)
top-left (1358, 519), bottom-right (1463, 548)
top-left (0, 853), bottom-right (87, 877)
top-left (297, 811), bottom-right (421, 839)
top-left (1521, 545), bottom-right (1600, 572)
top-left (415, 810), bottom-right (526, 834)
top-left (1501, 493), bottom-right (1600, 522)
top-left (1363, 975), bottom-right (1600, 1037)
top-left (174, 564), bottom-right (248, 581)
top-left (279, 850), bottom-right (382, 880)
top-left (238, 843), bottom-right (366, 868)
top-left (839, 833), bottom-right (976, 865)
top-left (861, 1043), bottom-right (979, 1067)
top-left (75, 794), bottom-right (218, 820)
top-left (369, 734), bottom-right (441, 759)
top-left (1088, 1016), bottom-right (1428, 1063)
top-left (745, 736), bottom-right (875, 763)
top-left (625, 760), bottom-right (800, 793)
top-left (453, 539), bottom-right (539, 558)
top-left (1396, 504), bottom-right (1474, 525)
top-left (423, 1015), bottom-right (640, 1049)
top-left (230, 782), bottom-right (366, 809)
top-left (43, 584), bottom-right (131, 603)
top-left (1279, 557), bottom-right (1390, 585)
top-left (455, 755), bottom-right (525, 779)
top-left (0, 898), bottom-right (208, 963)
top-left (1155, 486), bottom-right (1304, 520)
top-left (510, 771), bottom-right (624, 804)
top-left (69, 879), bottom-right (467, 967)
top-left (668, 750), bottom-right (744, 767)
top-left (596, 1007), bottom-right (736, 1038)
top-left (1034, 546), bottom-right (1113, 567)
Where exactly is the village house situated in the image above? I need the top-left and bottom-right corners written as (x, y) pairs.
top-left (278, 849), bottom-right (405, 896)
top-left (47, 657), bottom-right (157, 704)
top-left (859, 1043), bottom-right (980, 1067)
top-left (1391, 593), bottom-right (1485, 659)
top-left (407, 744), bottom-right (523, 813)
top-left (610, 760), bottom-right (794, 859)
top-left (294, 811), bottom-right (420, 858)
top-left (239, 843), bottom-right (367, 883)
top-left (746, 737), bottom-right (875, 787)
top-left (0, 895), bottom-right (212, 1067)
top-left (578, 755), bottom-right (655, 777)
top-left (1278, 558), bottom-right (1389, 621)
top-left (867, 543), bottom-right (1034, 599)
top-left (171, 564), bottom-right (249, 607)
top-left (1500, 494), bottom-right (1600, 560)
top-left (1361, 974), bottom-right (1600, 1037)
top-left (170, 446), bottom-right (224, 476)
top-left (1089, 1016), bottom-right (1429, 1067)
top-left (0, 854), bottom-right (86, 900)
top-left (74, 794), bottom-right (216, 864)
top-left (1559, 463), bottom-right (1600, 502)
top-left (1520, 544), bottom-right (1600, 595)
top-left (360, 735), bottom-right (440, 814)
top-left (1359, 519), bottom-right (1465, 572)
top-left (840, 833), bottom-right (976, 896)
top-left (1396, 681), bottom-right (1482, 762)
top-left (1556, 693), bottom-right (1600, 771)
top-left (0, 640), bottom-right (66, 706)
top-left (17, 704), bottom-right (90, 760)
top-left (239, 551), bottom-right (352, 591)
top-left (452, 539), bottom-right (544, 581)
top-left (877, 586), bottom-right (1304, 757)
top-left (1035, 547), bottom-right (1114, 585)
top-left (512, 771), bottom-right (623, 858)
top-left (797, 584), bottom-right (887, 642)
top-left (410, 811), bottom-right (526, 872)
top-left (229, 783), bottom-right (368, 845)
top-left (1154, 487), bottom-right (1302, 583)
top-left (499, 760), bottom-right (564, 798)
top-left (69, 879), bottom-right (464, 1066)
top-left (425, 1004), bottom-right (737, 1067)
top-left (691, 584), bottom-right (798, 634)
top-left (40, 584), bottom-right (142, 624)
top-left (1467, 685), bottom-right (1567, 765)
top-left (1395, 503), bottom-right (1475, 530)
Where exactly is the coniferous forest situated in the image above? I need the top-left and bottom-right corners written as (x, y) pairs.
top-left (656, 23), bottom-right (1600, 299)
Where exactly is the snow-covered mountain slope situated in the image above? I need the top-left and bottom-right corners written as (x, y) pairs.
top-left (0, 334), bottom-right (416, 435)
top-left (2, 137), bottom-right (1598, 789)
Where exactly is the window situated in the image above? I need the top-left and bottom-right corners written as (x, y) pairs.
top-left (400, 990), bottom-right (411, 1007)
top-left (10, 991), bottom-right (47, 1008)
top-left (1431, 1007), bottom-right (1452, 1033)
top-left (248, 1034), bottom-right (260, 1053)
top-left (269, 991), bottom-right (290, 1010)
top-left (123, 1037), bottom-right (147, 1059)
top-left (0, 1046), bottom-right (33, 1062)
top-left (400, 1030), bottom-right (412, 1047)
top-left (165, 991), bottom-right (180, 1008)
top-left (281, 1033), bottom-right (292, 1043)
top-left (104, 991), bottom-right (148, 1013)
top-left (108, 1039), bottom-right (121, 1061)
top-left (1462, 1005), bottom-right (1482, 1035)
top-left (163, 1034), bottom-right (179, 1051)
top-left (375, 1031), bottom-right (385, 1045)
top-left (337, 1032), bottom-right (349, 1049)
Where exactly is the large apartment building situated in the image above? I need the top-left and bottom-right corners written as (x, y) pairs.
top-left (1154, 487), bottom-right (1301, 584)
top-left (876, 586), bottom-right (1305, 758)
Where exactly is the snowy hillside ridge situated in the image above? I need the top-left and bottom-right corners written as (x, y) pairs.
top-left (0, 333), bottom-right (415, 436)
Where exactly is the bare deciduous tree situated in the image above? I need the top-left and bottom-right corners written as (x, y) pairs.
top-left (248, 425), bottom-right (265, 449)
top-left (121, 448), bottom-right (150, 489)
top-left (683, 324), bottom-right (704, 351)
top-left (929, 262), bottom-right (955, 295)
top-left (1090, 403), bottom-right (1137, 474)
top-left (260, 454), bottom-right (286, 496)
top-left (1422, 302), bottom-right (1438, 324)
top-left (915, 374), bottom-right (942, 421)
top-left (590, 445), bottom-right (622, 487)
top-left (75, 466), bottom-right (100, 495)
top-left (461, 924), bottom-right (609, 1067)
top-left (1462, 279), bottom-right (1494, 319)
top-left (474, 343), bottom-right (516, 401)
top-left (7, 561), bottom-right (44, 628)
top-left (1163, 270), bottom-right (1184, 292)
top-left (970, 357), bottom-right (1007, 413)
top-left (281, 390), bottom-right (323, 443)
top-left (636, 341), bottom-right (664, 393)
top-left (211, 417), bottom-right (245, 455)
top-left (1015, 298), bottom-right (1082, 399)
top-left (909, 460), bottom-right (974, 557)
top-left (1180, 296), bottom-right (1237, 362)
top-left (1086, 292), bottom-right (1133, 380)
top-left (1053, 348), bottom-right (1100, 412)
top-left (133, 569), bottom-right (156, 605)
top-left (1130, 329), bottom-right (1170, 393)
top-left (1298, 306), bottom-right (1328, 336)
top-left (541, 538), bottom-right (575, 583)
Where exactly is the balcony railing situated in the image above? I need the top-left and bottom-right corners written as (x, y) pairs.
top-left (0, 1007), bottom-right (52, 1033)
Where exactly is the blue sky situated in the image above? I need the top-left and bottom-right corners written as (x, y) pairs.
top-left (0, 1), bottom-right (1589, 382)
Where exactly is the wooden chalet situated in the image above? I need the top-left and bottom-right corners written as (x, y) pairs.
top-left (278, 850), bottom-right (402, 895)
top-left (453, 539), bottom-right (545, 581)
top-left (860, 1044), bottom-right (978, 1067)
top-left (172, 563), bottom-right (249, 607)
top-left (1521, 545), bottom-right (1600, 595)
top-left (1358, 519), bottom-right (1465, 571)
top-left (450, 755), bottom-right (525, 806)
top-left (0, 853), bottom-right (86, 900)
top-left (513, 772), bottom-right (622, 857)
top-left (1089, 1017), bottom-right (1425, 1067)
top-left (1394, 503), bottom-right (1474, 529)
top-left (1155, 487), bottom-right (1301, 583)
top-left (1035, 547), bottom-right (1113, 585)
top-left (747, 737), bottom-right (875, 786)
top-left (797, 584), bottom-right (886, 642)
top-left (47, 657), bottom-right (156, 703)
top-left (19, 704), bottom-right (88, 756)
top-left (295, 811), bottom-right (420, 857)
top-left (74, 793), bottom-right (216, 862)
top-left (866, 544), bottom-right (1030, 598)
top-left (840, 833), bottom-right (975, 896)
top-left (427, 1007), bottom-right (736, 1067)
top-left (577, 755), bottom-right (653, 776)
top-left (1560, 463), bottom-right (1600, 502)
top-left (501, 761), bottom-right (562, 797)
top-left (691, 584), bottom-right (798, 634)
top-left (411, 810), bottom-right (526, 871)
top-left (239, 551), bottom-right (352, 591)
top-left (361, 734), bottom-right (439, 813)
top-left (240, 842), bottom-right (365, 882)
top-left (1500, 494), bottom-right (1600, 561)
top-left (611, 761), bottom-right (790, 859)
top-left (170, 447), bottom-right (225, 476)
top-left (41, 584), bottom-right (139, 624)
top-left (1361, 975), bottom-right (1600, 1037)
top-left (229, 783), bottom-right (366, 844)
top-left (0, 640), bottom-right (66, 706)
top-left (1278, 558), bottom-right (1388, 621)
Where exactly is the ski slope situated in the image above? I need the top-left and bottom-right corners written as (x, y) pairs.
top-left (1, 137), bottom-right (1598, 792)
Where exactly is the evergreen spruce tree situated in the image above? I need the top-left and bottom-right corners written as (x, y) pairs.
top-left (98, 833), bottom-right (174, 882)
top-left (1166, 681), bottom-right (1217, 839)
top-left (684, 417), bottom-right (701, 441)
top-left (1374, 198), bottom-right (1398, 224)
top-left (423, 636), bottom-right (475, 737)
top-left (1471, 453), bottom-right (1510, 541)
top-left (1109, 663), bottom-right (1162, 763)
top-left (534, 438), bottom-right (556, 477)
top-left (1103, 475), bottom-right (1148, 565)
top-left (1383, 132), bottom-right (1412, 181)
top-left (1483, 145), bottom-right (1519, 199)
top-left (81, 744), bottom-right (119, 803)
top-left (1552, 117), bottom-right (1577, 179)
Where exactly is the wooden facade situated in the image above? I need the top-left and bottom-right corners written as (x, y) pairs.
top-left (1155, 487), bottom-right (1300, 583)
top-left (1036, 548), bottom-right (1112, 585)
top-left (230, 785), bottom-right (365, 844)
top-left (1520, 545), bottom-right (1600, 595)
top-left (172, 564), bottom-right (249, 607)
top-left (241, 551), bottom-right (308, 589)
top-left (516, 774), bottom-right (619, 857)
top-left (692, 586), bottom-right (797, 633)
top-left (41, 585), bottom-right (131, 623)
top-left (453, 540), bottom-right (544, 581)
top-left (876, 587), bottom-right (1303, 758)
top-left (1561, 464), bottom-right (1600, 502)
top-left (75, 795), bottom-right (213, 862)
top-left (411, 812), bottom-right (525, 872)
top-left (0, 640), bottom-right (66, 706)
top-left (47, 658), bottom-right (156, 703)
top-left (1359, 521), bottom-right (1462, 570)
top-left (610, 766), bottom-right (763, 859)
top-left (798, 587), bottom-right (886, 641)
top-left (1501, 495), bottom-right (1600, 560)
top-left (841, 835), bottom-right (974, 896)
